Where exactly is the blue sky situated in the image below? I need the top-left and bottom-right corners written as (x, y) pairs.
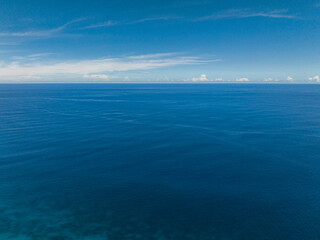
top-left (0, 0), bottom-right (319, 83)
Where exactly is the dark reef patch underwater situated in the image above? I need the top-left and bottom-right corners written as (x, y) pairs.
top-left (1, 84), bottom-right (320, 239)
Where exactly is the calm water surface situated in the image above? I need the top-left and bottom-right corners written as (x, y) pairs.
top-left (1, 84), bottom-right (320, 240)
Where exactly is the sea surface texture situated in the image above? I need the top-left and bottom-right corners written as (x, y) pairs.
top-left (1, 84), bottom-right (320, 240)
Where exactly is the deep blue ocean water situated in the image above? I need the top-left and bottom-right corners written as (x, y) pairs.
top-left (1, 84), bottom-right (320, 240)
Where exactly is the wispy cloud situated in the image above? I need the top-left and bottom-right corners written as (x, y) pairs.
top-left (84, 8), bottom-right (299, 30)
top-left (1, 9), bottom-right (299, 38)
top-left (0, 53), bottom-right (216, 81)
top-left (82, 16), bottom-right (180, 29)
top-left (195, 9), bottom-right (298, 21)
top-left (81, 20), bottom-right (118, 29)
top-left (128, 52), bottom-right (179, 59)
top-left (0, 41), bottom-right (20, 45)
top-left (11, 53), bottom-right (55, 61)
top-left (0, 18), bottom-right (86, 38)
top-left (129, 16), bottom-right (181, 24)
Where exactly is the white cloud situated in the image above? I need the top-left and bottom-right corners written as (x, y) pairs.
top-left (128, 53), bottom-right (178, 59)
top-left (83, 74), bottom-right (115, 81)
top-left (196, 9), bottom-right (298, 21)
top-left (192, 74), bottom-right (208, 82)
top-left (83, 16), bottom-right (180, 29)
top-left (235, 77), bottom-right (250, 82)
top-left (0, 41), bottom-right (19, 45)
top-left (11, 53), bottom-right (55, 61)
top-left (0, 18), bottom-right (85, 38)
top-left (82, 21), bottom-right (118, 29)
top-left (308, 75), bottom-right (320, 82)
top-left (0, 54), bottom-right (214, 81)
top-left (130, 16), bottom-right (181, 24)
top-left (264, 77), bottom-right (280, 82)
top-left (0, 27), bottom-right (62, 38)
top-left (287, 76), bottom-right (294, 81)
top-left (189, 76), bottom-right (233, 83)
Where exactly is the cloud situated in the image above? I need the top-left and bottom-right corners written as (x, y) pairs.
top-left (287, 76), bottom-right (294, 81)
top-left (11, 53), bottom-right (55, 61)
top-left (83, 16), bottom-right (180, 29)
top-left (192, 74), bottom-right (208, 82)
top-left (190, 76), bottom-right (234, 83)
top-left (308, 75), bottom-right (320, 82)
top-left (189, 76), bottom-right (251, 83)
top-left (84, 9), bottom-right (297, 30)
top-left (264, 77), bottom-right (275, 82)
top-left (235, 77), bottom-right (250, 82)
top-left (83, 74), bottom-right (116, 81)
top-left (0, 18), bottom-right (85, 38)
top-left (81, 20), bottom-right (118, 29)
top-left (130, 16), bottom-right (181, 24)
top-left (264, 77), bottom-right (282, 82)
top-left (0, 9), bottom-right (299, 39)
top-left (0, 28), bottom-right (61, 38)
top-left (128, 53), bottom-right (178, 59)
top-left (195, 9), bottom-right (298, 21)
top-left (0, 53), bottom-right (214, 81)
top-left (0, 41), bottom-right (19, 45)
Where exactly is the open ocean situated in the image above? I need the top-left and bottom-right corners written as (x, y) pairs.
top-left (1, 84), bottom-right (320, 240)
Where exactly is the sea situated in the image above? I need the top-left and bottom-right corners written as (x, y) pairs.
top-left (1, 84), bottom-right (320, 240)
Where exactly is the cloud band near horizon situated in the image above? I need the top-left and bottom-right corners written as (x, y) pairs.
top-left (0, 54), bottom-right (217, 82)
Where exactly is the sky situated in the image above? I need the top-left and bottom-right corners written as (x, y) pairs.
top-left (0, 0), bottom-right (319, 83)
